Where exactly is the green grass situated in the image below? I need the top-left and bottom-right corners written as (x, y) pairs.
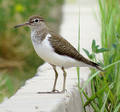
top-left (76, 6), bottom-right (86, 112)
top-left (0, 0), bottom-right (64, 103)
top-left (77, 0), bottom-right (120, 111)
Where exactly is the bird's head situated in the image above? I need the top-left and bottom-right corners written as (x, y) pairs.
top-left (14, 15), bottom-right (45, 30)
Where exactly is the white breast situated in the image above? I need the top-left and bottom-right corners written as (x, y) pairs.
top-left (31, 33), bottom-right (87, 68)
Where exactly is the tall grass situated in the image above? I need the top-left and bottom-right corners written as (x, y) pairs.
top-left (77, 6), bottom-right (86, 112)
top-left (98, 0), bottom-right (120, 111)
top-left (78, 0), bottom-right (120, 111)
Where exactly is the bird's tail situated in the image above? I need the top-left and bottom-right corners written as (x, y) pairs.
top-left (90, 61), bottom-right (105, 72)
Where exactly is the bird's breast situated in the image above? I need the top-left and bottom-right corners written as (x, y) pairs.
top-left (31, 33), bottom-right (59, 64)
top-left (31, 33), bottom-right (87, 68)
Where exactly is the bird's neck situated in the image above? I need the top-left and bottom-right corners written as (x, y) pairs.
top-left (30, 23), bottom-right (49, 44)
top-left (30, 22), bottom-right (47, 32)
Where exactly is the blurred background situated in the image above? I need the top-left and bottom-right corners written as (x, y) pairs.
top-left (0, 0), bottom-right (64, 103)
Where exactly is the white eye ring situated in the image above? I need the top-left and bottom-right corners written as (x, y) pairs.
top-left (35, 19), bottom-right (39, 23)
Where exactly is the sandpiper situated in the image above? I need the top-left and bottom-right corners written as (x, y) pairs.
top-left (14, 15), bottom-right (104, 93)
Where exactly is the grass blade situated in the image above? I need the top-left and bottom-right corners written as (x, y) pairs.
top-left (100, 89), bottom-right (110, 112)
top-left (84, 85), bottom-right (107, 107)
top-left (77, 5), bottom-right (86, 112)
top-left (79, 87), bottom-right (100, 111)
top-left (82, 60), bottom-right (120, 91)
top-left (113, 103), bottom-right (120, 112)
top-left (82, 71), bottom-right (100, 91)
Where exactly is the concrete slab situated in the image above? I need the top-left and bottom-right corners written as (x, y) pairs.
top-left (0, 63), bottom-right (91, 112)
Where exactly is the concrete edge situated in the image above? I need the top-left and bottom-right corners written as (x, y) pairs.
top-left (0, 63), bottom-right (93, 112)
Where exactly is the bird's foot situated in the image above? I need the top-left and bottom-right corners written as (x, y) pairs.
top-left (60, 89), bottom-right (67, 93)
top-left (37, 89), bottom-right (60, 94)
top-left (51, 89), bottom-right (60, 93)
top-left (37, 89), bottom-right (67, 94)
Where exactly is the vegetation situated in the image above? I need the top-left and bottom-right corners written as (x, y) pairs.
top-left (78, 0), bottom-right (120, 111)
top-left (0, 0), bottom-right (63, 103)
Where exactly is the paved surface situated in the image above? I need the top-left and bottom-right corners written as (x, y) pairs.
top-left (0, 0), bottom-right (101, 111)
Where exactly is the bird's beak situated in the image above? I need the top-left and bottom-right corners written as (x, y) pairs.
top-left (14, 22), bottom-right (29, 28)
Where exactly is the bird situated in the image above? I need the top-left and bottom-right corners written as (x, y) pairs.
top-left (14, 15), bottom-right (104, 93)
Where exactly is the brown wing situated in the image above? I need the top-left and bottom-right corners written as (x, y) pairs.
top-left (47, 29), bottom-right (104, 71)
top-left (48, 29), bottom-right (90, 63)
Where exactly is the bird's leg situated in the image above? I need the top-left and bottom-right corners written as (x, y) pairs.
top-left (52, 65), bottom-right (59, 92)
top-left (61, 67), bottom-right (67, 93)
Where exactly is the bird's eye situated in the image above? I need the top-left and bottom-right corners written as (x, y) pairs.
top-left (35, 19), bottom-right (38, 22)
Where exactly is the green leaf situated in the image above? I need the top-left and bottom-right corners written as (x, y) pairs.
top-left (116, 33), bottom-right (120, 38)
top-left (109, 55), bottom-right (114, 64)
top-left (98, 48), bottom-right (109, 53)
top-left (92, 39), bottom-right (96, 46)
top-left (79, 87), bottom-right (100, 111)
top-left (89, 54), bottom-right (95, 59)
top-left (92, 39), bottom-right (97, 53)
top-left (84, 85), bottom-right (107, 107)
top-left (112, 44), bottom-right (117, 49)
top-left (96, 45), bottom-right (99, 49)
top-left (83, 48), bottom-right (90, 57)
top-left (83, 48), bottom-right (95, 59)
top-left (91, 39), bottom-right (109, 54)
